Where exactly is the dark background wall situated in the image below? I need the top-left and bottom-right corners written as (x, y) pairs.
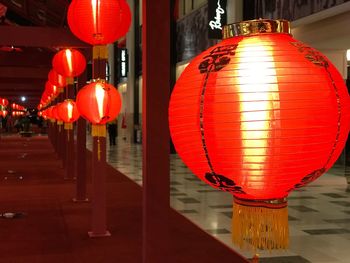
top-left (176, 4), bottom-right (217, 62)
top-left (244, 0), bottom-right (350, 21)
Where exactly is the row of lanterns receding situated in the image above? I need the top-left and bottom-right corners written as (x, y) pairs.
top-left (37, 0), bottom-right (131, 139)
top-left (0, 99), bottom-right (26, 118)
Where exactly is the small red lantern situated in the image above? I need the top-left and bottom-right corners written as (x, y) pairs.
top-left (48, 69), bottom-right (66, 88)
top-left (45, 81), bottom-right (60, 99)
top-left (169, 19), bottom-right (350, 250)
top-left (1, 110), bottom-right (7, 118)
top-left (52, 48), bottom-right (86, 78)
top-left (0, 98), bottom-right (8, 106)
top-left (76, 81), bottom-right (121, 125)
top-left (67, 0), bottom-right (131, 45)
top-left (57, 99), bottom-right (80, 126)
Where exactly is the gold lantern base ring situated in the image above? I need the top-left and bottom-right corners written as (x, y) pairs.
top-left (232, 197), bottom-right (289, 251)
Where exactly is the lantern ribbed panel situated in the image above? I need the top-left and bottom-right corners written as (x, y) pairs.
top-left (52, 49), bottom-right (86, 78)
top-left (76, 82), bottom-right (122, 125)
top-left (67, 0), bottom-right (131, 45)
top-left (169, 33), bottom-right (350, 200)
top-left (57, 100), bottom-right (80, 123)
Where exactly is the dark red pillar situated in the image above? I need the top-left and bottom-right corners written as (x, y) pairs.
top-left (65, 81), bottom-right (76, 180)
top-left (88, 46), bottom-right (110, 237)
top-left (74, 70), bottom-right (88, 202)
top-left (142, 1), bottom-right (170, 262)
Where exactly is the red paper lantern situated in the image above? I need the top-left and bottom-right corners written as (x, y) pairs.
top-left (0, 98), bottom-right (8, 106)
top-left (76, 81), bottom-right (121, 125)
top-left (67, 0), bottom-right (131, 45)
top-left (52, 49), bottom-right (86, 78)
top-left (52, 104), bottom-right (63, 122)
top-left (57, 99), bottom-right (80, 123)
top-left (45, 81), bottom-right (60, 98)
top-left (1, 110), bottom-right (7, 118)
top-left (48, 69), bottom-right (66, 88)
top-left (169, 19), bottom-right (350, 250)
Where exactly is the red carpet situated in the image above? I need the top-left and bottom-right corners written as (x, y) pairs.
top-left (0, 135), bottom-right (248, 263)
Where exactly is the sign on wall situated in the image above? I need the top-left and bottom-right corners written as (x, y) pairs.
top-left (208, 0), bottom-right (227, 39)
top-left (118, 48), bottom-right (129, 78)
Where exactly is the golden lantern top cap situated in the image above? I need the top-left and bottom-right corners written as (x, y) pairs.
top-left (222, 19), bottom-right (291, 39)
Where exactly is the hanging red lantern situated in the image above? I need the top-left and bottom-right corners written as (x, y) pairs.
top-left (0, 98), bottom-right (8, 107)
top-left (48, 69), bottom-right (66, 88)
top-left (169, 19), bottom-right (350, 250)
top-left (76, 81), bottom-right (121, 125)
top-left (52, 48), bottom-right (86, 78)
top-left (67, 0), bottom-right (131, 45)
top-left (1, 110), bottom-right (7, 118)
top-left (57, 99), bottom-right (80, 129)
top-left (45, 81), bottom-right (60, 99)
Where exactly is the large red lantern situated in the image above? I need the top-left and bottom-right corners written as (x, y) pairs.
top-left (52, 48), bottom-right (86, 78)
top-left (67, 0), bottom-right (131, 45)
top-left (169, 19), bottom-right (350, 250)
top-left (76, 81), bottom-right (121, 125)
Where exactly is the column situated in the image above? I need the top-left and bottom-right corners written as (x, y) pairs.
top-left (88, 45), bottom-right (110, 237)
top-left (74, 68), bottom-right (89, 202)
top-left (142, 0), bottom-right (170, 262)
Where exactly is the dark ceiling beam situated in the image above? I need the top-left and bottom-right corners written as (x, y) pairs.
top-left (0, 51), bottom-right (53, 67)
top-left (0, 26), bottom-right (89, 48)
top-left (0, 83), bottom-right (45, 90)
top-left (0, 66), bottom-right (49, 79)
top-left (0, 78), bottom-right (46, 84)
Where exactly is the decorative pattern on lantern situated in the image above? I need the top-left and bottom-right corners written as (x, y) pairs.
top-left (52, 48), bottom-right (86, 78)
top-left (169, 19), bottom-right (350, 250)
top-left (76, 80), bottom-right (121, 127)
top-left (67, 0), bottom-right (131, 45)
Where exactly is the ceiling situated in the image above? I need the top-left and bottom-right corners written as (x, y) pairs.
top-left (0, 0), bottom-right (81, 109)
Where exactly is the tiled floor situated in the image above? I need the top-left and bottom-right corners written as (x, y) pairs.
top-left (88, 135), bottom-right (350, 263)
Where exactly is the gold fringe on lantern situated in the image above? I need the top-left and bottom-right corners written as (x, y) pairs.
top-left (232, 198), bottom-right (289, 251)
top-left (66, 77), bottom-right (74, 85)
top-left (91, 124), bottom-right (106, 138)
top-left (93, 45), bottom-right (109, 59)
top-left (64, 123), bottom-right (73, 130)
top-left (92, 125), bottom-right (106, 161)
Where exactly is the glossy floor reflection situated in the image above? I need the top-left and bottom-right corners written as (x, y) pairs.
top-left (87, 135), bottom-right (350, 263)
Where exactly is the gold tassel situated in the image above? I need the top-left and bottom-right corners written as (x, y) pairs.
top-left (93, 45), bottom-right (109, 59)
top-left (232, 198), bottom-right (289, 251)
top-left (66, 77), bottom-right (74, 85)
top-left (57, 121), bottom-right (63, 132)
top-left (92, 124), bottom-right (106, 161)
top-left (64, 123), bottom-right (73, 141)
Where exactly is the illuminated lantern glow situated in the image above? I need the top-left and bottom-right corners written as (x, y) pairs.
top-left (169, 19), bottom-right (350, 250)
top-left (67, 0), bottom-right (131, 45)
top-left (52, 48), bottom-right (86, 78)
top-left (1, 110), bottom-right (7, 118)
top-left (0, 98), bottom-right (8, 107)
top-left (45, 81), bottom-right (60, 99)
top-left (48, 69), bottom-right (66, 88)
top-left (76, 81), bottom-right (121, 125)
top-left (57, 99), bottom-right (80, 129)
